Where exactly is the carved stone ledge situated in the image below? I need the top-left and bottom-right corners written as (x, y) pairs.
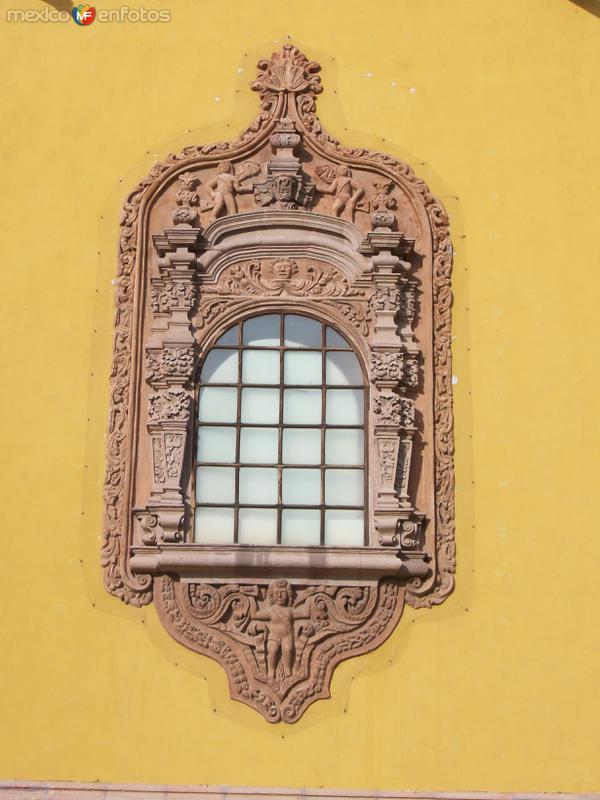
top-left (130, 545), bottom-right (430, 584)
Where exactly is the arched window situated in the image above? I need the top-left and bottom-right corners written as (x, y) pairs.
top-left (195, 313), bottom-right (366, 547)
top-left (103, 45), bottom-right (455, 722)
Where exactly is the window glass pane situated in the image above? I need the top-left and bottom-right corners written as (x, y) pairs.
top-left (283, 389), bottom-right (322, 424)
top-left (243, 315), bottom-right (280, 347)
top-left (282, 468), bottom-right (321, 505)
top-left (326, 352), bottom-right (363, 386)
top-left (195, 466), bottom-right (235, 504)
top-left (282, 428), bottom-right (321, 464)
top-left (281, 509), bottom-right (321, 546)
top-left (199, 387), bottom-right (238, 423)
top-left (241, 387), bottom-right (280, 424)
top-left (239, 427), bottom-right (278, 464)
top-left (239, 467), bottom-right (278, 504)
top-left (326, 389), bottom-right (364, 425)
top-left (194, 507), bottom-right (234, 544)
top-left (284, 315), bottom-right (322, 348)
top-left (325, 429), bottom-right (364, 465)
top-left (324, 510), bottom-right (364, 547)
top-left (197, 426), bottom-right (236, 463)
top-left (284, 351), bottom-right (322, 385)
top-left (242, 350), bottom-right (279, 385)
top-left (238, 508), bottom-right (278, 545)
top-left (326, 326), bottom-right (350, 349)
top-left (325, 468), bottom-right (364, 506)
top-left (215, 326), bottom-right (238, 346)
top-left (200, 349), bottom-right (238, 384)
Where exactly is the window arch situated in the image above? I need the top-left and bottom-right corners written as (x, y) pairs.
top-left (194, 313), bottom-right (367, 547)
top-left (103, 44), bottom-right (455, 723)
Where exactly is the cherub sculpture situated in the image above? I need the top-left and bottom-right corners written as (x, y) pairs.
top-left (254, 579), bottom-right (311, 680)
top-left (202, 160), bottom-right (260, 222)
top-left (315, 164), bottom-right (365, 222)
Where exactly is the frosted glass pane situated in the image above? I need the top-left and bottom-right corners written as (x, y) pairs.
top-left (201, 349), bottom-right (238, 383)
top-left (282, 468), bottom-right (321, 505)
top-left (324, 510), bottom-right (364, 547)
top-left (242, 350), bottom-right (280, 385)
top-left (194, 507), bottom-right (234, 544)
top-left (326, 352), bottom-right (363, 386)
top-left (284, 351), bottom-right (322, 385)
top-left (239, 467), bottom-right (278, 504)
top-left (240, 427), bottom-right (278, 464)
top-left (284, 315), bottom-right (322, 348)
top-left (326, 389), bottom-right (364, 425)
top-left (325, 469), bottom-right (364, 506)
top-left (215, 326), bottom-right (238, 346)
top-left (199, 387), bottom-right (238, 423)
top-left (326, 326), bottom-right (350, 349)
top-left (197, 426), bottom-right (236, 463)
top-left (282, 428), bottom-right (321, 464)
top-left (238, 508), bottom-right (277, 545)
top-left (325, 429), bottom-right (364, 465)
top-left (243, 315), bottom-right (280, 346)
top-left (283, 389), bottom-right (322, 424)
top-left (195, 466), bottom-right (235, 504)
top-left (281, 509), bottom-right (321, 546)
top-left (241, 388), bottom-right (280, 423)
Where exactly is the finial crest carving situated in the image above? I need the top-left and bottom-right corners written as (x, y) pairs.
top-left (251, 44), bottom-right (322, 98)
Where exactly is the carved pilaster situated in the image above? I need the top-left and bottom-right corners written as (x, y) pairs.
top-left (138, 226), bottom-right (203, 545)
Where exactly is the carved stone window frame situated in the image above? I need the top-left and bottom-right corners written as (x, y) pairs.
top-left (103, 45), bottom-right (455, 723)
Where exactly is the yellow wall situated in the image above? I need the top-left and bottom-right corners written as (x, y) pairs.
top-left (1, 0), bottom-right (599, 792)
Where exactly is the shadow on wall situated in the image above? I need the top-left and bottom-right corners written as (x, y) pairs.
top-left (41, 0), bottom-right (74, 11)
top-left (570, 0), bottom-right (600, 18)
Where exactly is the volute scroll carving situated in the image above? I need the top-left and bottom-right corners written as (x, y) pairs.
top-left (103, 44), bottom-right (455, 720)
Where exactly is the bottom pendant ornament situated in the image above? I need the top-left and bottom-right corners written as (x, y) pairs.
top-left (155, 575), bottom-right (405, 723)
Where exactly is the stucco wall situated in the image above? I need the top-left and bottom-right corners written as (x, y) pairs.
top-left (1, 0), bottom-right (599, 792)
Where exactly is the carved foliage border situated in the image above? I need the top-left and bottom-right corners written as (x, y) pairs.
top-left (102, 49), bottom-right (454, 609)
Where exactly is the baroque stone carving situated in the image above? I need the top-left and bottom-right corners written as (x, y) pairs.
top-left (102, 44), bottom-right (455, 718)
top-left (148, 389), bottom-right (192, 424)
top-left (201, 160), bottom-right (260, 221)
top-left (314, 165), bottom-right (365, 222)
top-left (145, 347), bottom-right (195, 386)
top-left (155, 576), bottom-right (404, 723)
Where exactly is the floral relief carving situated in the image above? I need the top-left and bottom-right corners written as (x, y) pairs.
top-left (373, 392), bottom-right (416, 428)
top-left (371, 351), bottom-right (403, 383)
top-left (148, 389), bottom-right (191, 424)
top-left (155, 575), bottom-right (404, 723)
top-left (102, 44), bottom-right (454, 717)
top-left (221, 258), bottom-right (364, 299)
top-left (378, 438), bottom-right (397, 482)
top-left (373, 391), bottom-right (401, 426)
top-left (403, 352), bottom-right (420, 389)
top-left (146, 347), bottom-right (195, 385)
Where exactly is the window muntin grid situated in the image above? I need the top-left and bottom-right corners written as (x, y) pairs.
top-left (194, 313), bottom-right (367, 547)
